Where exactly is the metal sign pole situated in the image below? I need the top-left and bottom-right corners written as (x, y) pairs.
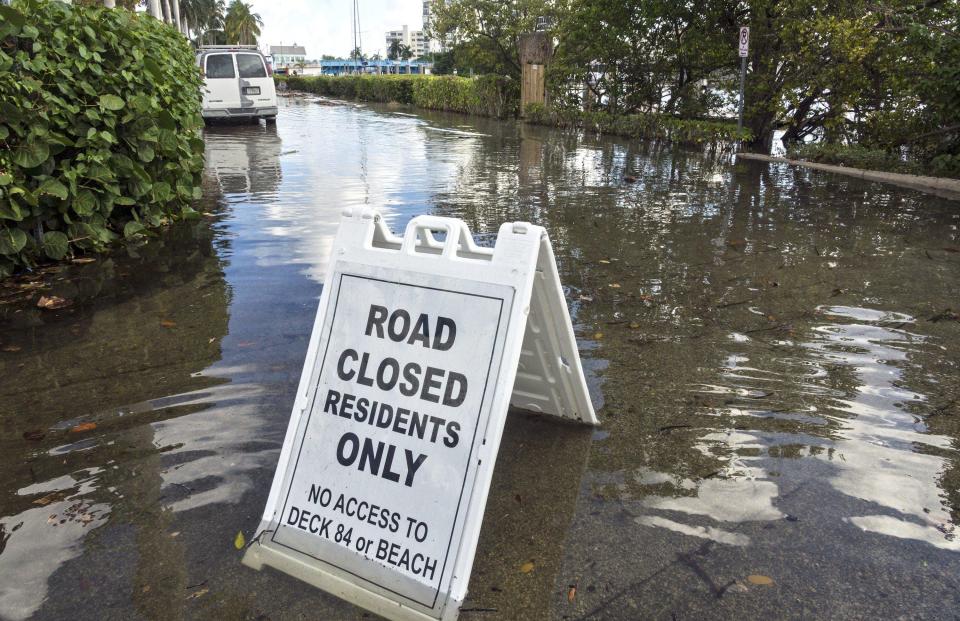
top-left (737, 26), bottom-right (749, 132)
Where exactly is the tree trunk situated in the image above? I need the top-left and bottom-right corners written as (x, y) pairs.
top-left (147, 0), bottom-right (162, 20)
top-left (162, 0), bottom-right (172, 24)
top-left (171, 0), bottom-right (181, 32)
top-left (103, 0), bottom-right (116, 7)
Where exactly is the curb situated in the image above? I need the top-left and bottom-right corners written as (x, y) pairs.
top-left (737, 153), bottom-right (960, 200)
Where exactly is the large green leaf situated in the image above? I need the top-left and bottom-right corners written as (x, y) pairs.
top-left (13, 140), bottom-right (50, 168)
top-left (99, 94), bottom-right (125, 111)
top-left (0, 228), bottom-right (27, 256)
top-left (42, 230), bottom-right (69, 259)
top-left (39, 178), bottom-right (69, 200)
top-left (123, 220), bottom-right (145, 238)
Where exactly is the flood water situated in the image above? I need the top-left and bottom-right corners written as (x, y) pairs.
top-left (2, 96), bottom-right (959, 620)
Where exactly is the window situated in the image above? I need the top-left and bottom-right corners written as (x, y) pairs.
top-left (237, 54), bottom-right (267, 78)
top-left (206, 54), bottom-right (235, 79)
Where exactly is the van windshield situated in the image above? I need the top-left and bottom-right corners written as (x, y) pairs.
top-left (206, 54), bottom-right (235, 79)
top-left (237, 54), bottom-right (267, 78)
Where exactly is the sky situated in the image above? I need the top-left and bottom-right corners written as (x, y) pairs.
top-left (251, 0), bottom-right (426, 59)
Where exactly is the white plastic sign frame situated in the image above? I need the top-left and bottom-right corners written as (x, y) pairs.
top-left (243, 208), bottom-right (598, 620)
top-left (738, 26), bottom-right (750, 57)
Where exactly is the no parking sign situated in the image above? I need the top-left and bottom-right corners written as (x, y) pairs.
top-left (244, 209), bottom-right (598, 620)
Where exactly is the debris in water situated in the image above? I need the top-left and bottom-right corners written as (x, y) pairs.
top-left (70, 422), bottom-right (97, 433)
top-left (234, 531), bottom-right (246, 550)
top-left (36, 295), bottom-right (71, 310)
top-left (22, 430), bottom-right (45, 441)
top-left (520, 561), bottom-right (535, 574)
top-left (608, 283), bottom-right (621, 288)
top-left (568, 584), bottom-right (577, 603)
top-left (747, 574), bottom-right (773, 585)
top-left (160, 319), bottom-right (177, 328)
top-left (593, 332), bottom-right (604, 340)
top-left (929, 308), bottom-right (959, 323)
top-left (186, 587), bottom-right (209, 600)
top-left (71, 257), bottom-right (96, 264)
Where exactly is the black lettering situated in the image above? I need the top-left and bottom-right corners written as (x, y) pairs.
top-left (286, 506), bottom-right (300, 525)
top-left (381, 444), bottom-right (401, 483)
top-left (409, 410), bottom-right (427, 439)
top-left (365, 305), bottom-right (388, 338)
top-left (420, 367), bottom-right (444, 403)
top-left (444, 421), bottom-right (460, 448)
top-left (376, 403), bottom-right (393, 428)
top-left (324, 389), bottom-right (341, 414)
top-left (308, 484), bottom-right (321, 504)
top-left (387, 309), bottom-right (410, 342)
top-left (404, 450), bottom-right (427, 487)
top-left (356, 397), bottom-right (369, 422)
top-left (399, 363), bottom-right (421, 397)
top-left (356, 351), bottom-right (374, 387)
top-left (408, 314), bottom-right (431, 347)
top-left (337, 350), bottom-right (358, 381)
top-left (428, 415), bottom-right (445, 442)
top-left (342, 392), bottom-right (356, 417)
top-left (434, 316), bottom-right (456, 350)
top-left (377, 357), bottom-right (400, 390)
top-left (336, 432), bottom-right (359, 466)
top-left (393, 408), bottom-right (410, 434)
top-left (359, 436), bottom-right (384, 475)
top-left (443, 372), bottom-right (467, 407)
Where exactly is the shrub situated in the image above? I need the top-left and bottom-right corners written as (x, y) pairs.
top-left (787, 142), bottom-right (960, 179)
top-left (282, 74), bottom-right (519, 119)
top-left (523, 103), bottom-right (751, 147)
top-left (0, 0), bottom-right (204, 277)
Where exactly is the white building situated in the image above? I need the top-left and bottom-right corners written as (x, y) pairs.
top-left (269, 44), bottom-right (306, 68)
top-left (385, 25), bottom-right (428, 59)
top-left (422, 0), bottom-right (453, 53)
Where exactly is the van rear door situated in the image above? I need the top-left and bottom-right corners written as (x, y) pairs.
top-left (236, 53), bottom-right (276, 110)
top-left (203, 53), bottom-right (240, 111)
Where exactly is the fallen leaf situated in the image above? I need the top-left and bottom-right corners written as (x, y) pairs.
top-left (520, 561), bottom-right (535, 574)
top-left (608, 283), bottom-right (621, 289)
top-left (747, 574), bottom-right (773, 586)
top-left (70, 422), bottom-right (97, 433)
top-left (2, 345), bottom-right (22, 352)
top-left (208, 337), bottom-right (215, 344)
top-left (598, 259), bottom-right (611, 264)
top-left (578, 295), bottom-right (594, 303)
top-left (71, 257), bottom-right (96, 264)
top-left (170, 531), bottom-right (181, 538)
top-left (593, 332), bottom-right (604, 340)
top-left (186, 587), bottom-right (209, 600)
top-left (142, 585), bottom-right (151, 593)
top-left (37, 295), bottom-right (71, 310)
top-left (33, 492), bottom-right (65, 506)
top-left (567, 585), bottom-right (577, 603)
top-left (160, 319), bottom-right (177, 328)
top-left (629, 322), bottom-right (641, 329)
top-left (234, 531), bottom-right (246, 550)
top-left (22, 430), bottom-right (45, 441)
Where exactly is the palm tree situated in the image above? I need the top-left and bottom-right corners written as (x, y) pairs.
top-left (388, 39), bottom-right (402, 61)
top-left (225, 0), bottom-right (263, 46)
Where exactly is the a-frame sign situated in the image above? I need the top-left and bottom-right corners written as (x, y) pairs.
top-left (243, 208), bottom-right (598, 620)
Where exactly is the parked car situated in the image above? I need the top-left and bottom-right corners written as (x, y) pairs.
top-left (197, 45), bottom-right (278, 123)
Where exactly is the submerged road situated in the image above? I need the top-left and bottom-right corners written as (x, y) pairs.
top-left (1, 96), bottom-right (959, 619)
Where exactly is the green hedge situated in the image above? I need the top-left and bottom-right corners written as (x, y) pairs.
top-left (283, 74), bottom-right (519, 119)
top-left (0, 0), bottom-right (204, 277)
top-left (523, 103), bottom-right (751, 147)
top-left (786, 143), bottom-right (960, 179)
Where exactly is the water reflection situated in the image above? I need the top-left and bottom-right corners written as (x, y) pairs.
top-left (0, 96), bottom-right (958, 620)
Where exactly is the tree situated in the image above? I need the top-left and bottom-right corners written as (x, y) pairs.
top-left (428, 0), bottom-right (561, 77)
top-left (349, 47), bottom-right (365, 61)
top-left (388, 39), bottom-right (403, 60)
top-left (224, 0), bottom-right (262, 45)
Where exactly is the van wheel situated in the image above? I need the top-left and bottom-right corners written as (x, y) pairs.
top-left (265, 116), bottom-right (277, 124)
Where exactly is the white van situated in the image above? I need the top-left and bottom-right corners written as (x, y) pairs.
top-left (197, 46), bottom-right (278, 123)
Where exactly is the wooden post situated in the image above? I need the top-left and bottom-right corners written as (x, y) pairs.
top-left (518, 33), bottom-right (552, 117)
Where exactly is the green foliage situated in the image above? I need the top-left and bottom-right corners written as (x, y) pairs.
top-left (787, 143), bottom-right (960, 179)
top-left (0, 0), bottom-right (204, 277)
top-left (412, 75), bottom-right (518, 118)
top-left (524, 103), bottom-right (750, 147)
top-left (283, 74), bottom-right (519, 119)
top-left (224, 0), bottom-right (261, 45)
